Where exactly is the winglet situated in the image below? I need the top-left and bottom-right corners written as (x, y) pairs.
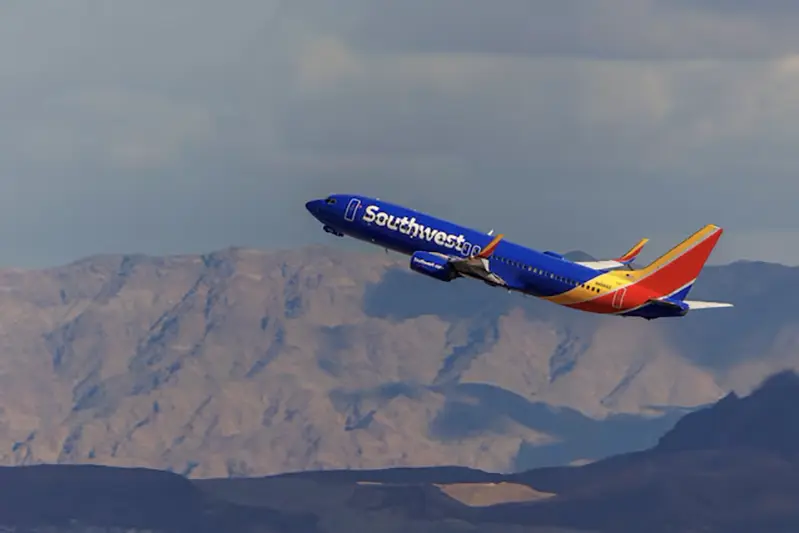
top-left (615, 237), bottom-right (649, 264)
top-left (476, 233), bottom-right (504, 258)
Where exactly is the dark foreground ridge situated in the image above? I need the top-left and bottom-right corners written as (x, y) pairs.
top-left (0, 464), bottom-right (318, 533)
top-left (5, 370), bottom-right (799, 533)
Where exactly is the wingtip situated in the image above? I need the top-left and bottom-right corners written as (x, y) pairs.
top-left (616, 237), bottom-right (650, 263)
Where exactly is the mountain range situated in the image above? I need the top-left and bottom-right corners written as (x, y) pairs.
top-left (0, 244), bottom-right (796, 477)
top-left (6, 369), bottom-right (799, 533)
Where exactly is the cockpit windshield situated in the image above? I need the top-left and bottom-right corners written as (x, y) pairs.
top-left (325, 196), bottom-right (337, 204)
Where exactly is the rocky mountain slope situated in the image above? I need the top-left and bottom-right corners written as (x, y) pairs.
top-left (0, 245), bottom-right (794, 477)
top-left (8, 370), bottom-right (798, 533)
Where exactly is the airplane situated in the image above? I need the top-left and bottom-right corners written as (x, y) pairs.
top-left (305, 194), bottom-right (733, 319)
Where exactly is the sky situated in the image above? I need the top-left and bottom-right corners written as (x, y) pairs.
top-left (2, 1), bottom-right (799, 267)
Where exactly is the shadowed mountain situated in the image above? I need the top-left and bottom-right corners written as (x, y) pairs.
top-left (0, 464), bottom-right (578, 533)
top-left (562, 250), bottom-right (597, 262)
top-left (0, 464), bottom-right (319, 533)
top-left (659, 261), bottom-right (799, 371)
top-left (4, 370), bottom-right (799, 532)
top-left (482, 369), bottom-right (799, 532)
top-left (194, 370), bottom-right (799, 533)
top-left (656, 370), bottom-right (799, 455)
top-left (429, 382), bottom-right (687, 469)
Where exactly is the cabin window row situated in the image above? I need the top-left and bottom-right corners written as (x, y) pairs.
top-left (493, 256), bottom-right (602, 293)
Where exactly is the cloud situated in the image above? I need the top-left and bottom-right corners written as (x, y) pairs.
top-left (279, 38), bottom-right (799, 232)
top-left (1, 0), bottom-right (799, 266)
top-left (8, 88), bottom-right (214, 170)
top-left (344, 0), bottom-right (799, 60)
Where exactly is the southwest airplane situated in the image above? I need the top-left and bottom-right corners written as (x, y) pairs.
top-left (305, 194), bottom-right (732, 319)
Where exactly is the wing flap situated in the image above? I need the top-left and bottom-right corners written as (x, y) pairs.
top-left (447, 233), bottom-right (507, 286)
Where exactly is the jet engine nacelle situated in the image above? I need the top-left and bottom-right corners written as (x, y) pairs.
top-left (409, 251), bottom-right (458, 282)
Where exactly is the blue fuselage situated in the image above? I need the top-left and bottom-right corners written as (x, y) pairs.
top-left (306, 194), bottom-right (605, 299)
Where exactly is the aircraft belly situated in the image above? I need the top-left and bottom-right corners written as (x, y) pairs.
top-left (521, 277), bottom-right (569, 298)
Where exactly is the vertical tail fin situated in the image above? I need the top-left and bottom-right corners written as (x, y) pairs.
top-left (636, 224), bottom-right (723, 300)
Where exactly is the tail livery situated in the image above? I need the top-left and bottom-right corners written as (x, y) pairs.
top-left (629, 224), bottom-right (732, 316)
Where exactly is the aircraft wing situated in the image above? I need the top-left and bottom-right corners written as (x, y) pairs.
top-left (447, 233), bottom-right (508, 286)
top-left (575, 237), bottom-right (649, 271)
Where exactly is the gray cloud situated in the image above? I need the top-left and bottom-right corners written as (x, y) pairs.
top-left (665, 0), bottom-right (799, 16)
top-left (0, 0), bottom-right (799, 267)
top-left (345, 0), bottom-right (799, 60)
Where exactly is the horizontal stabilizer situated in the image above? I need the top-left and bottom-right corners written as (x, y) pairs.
top-left (645, 296), bottom-right (733, 316)
top-left (683, 300), bottom-right (734, 310)
top-left (648, 297), bottom-right (689, 313)
top-left (645, 298), bottom-right (733, 318)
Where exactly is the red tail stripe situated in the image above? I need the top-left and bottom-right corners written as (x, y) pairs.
top-left (637, 230), bottom-right (721, 296)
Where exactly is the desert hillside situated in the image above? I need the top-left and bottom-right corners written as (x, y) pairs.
top-left (0, 245), bottom-right (793, 477)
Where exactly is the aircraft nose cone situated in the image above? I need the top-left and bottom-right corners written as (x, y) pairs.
top-left (305, 199), bottom-right (322, 215)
